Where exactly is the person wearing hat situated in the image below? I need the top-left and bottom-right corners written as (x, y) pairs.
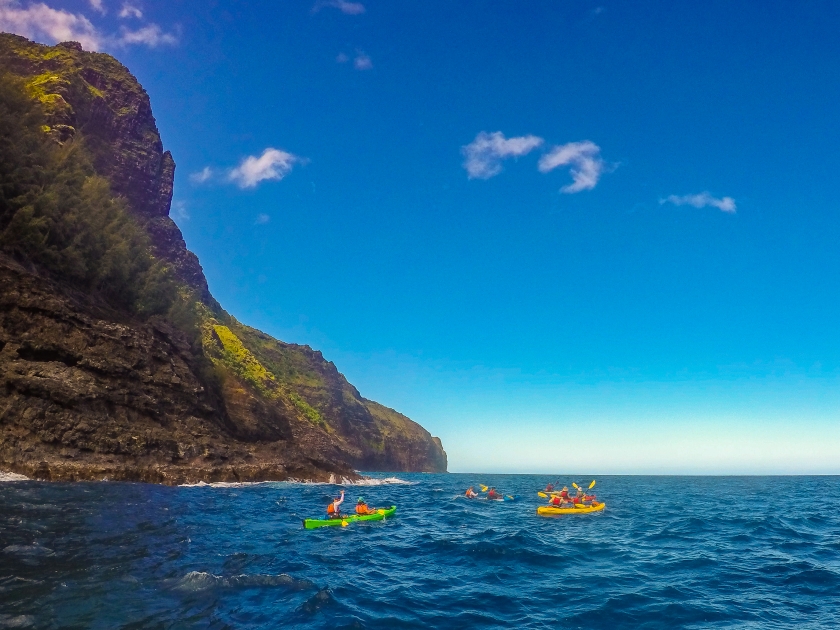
top-left (355, 497), bottom-right (375, 515)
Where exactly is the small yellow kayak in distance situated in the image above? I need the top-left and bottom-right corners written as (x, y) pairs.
top-left (536, 502), bottom-right (606, 516)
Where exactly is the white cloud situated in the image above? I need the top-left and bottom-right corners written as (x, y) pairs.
top-left (0, 0), bottom-right (176, 50)
top-left (461, 131), bottom-right (544, 180)
top-left (228, 148), bottom-right (302, 189)
top-left (354, 50), bottom-right (372, 70)
top-left (538, 140), bottom-right (605, 193)
top-left (336, 51), bottom-right (349, 63)
top-left (0, 0), bottom-right (102, 50)
top-left (660, 192), bottom-right (737, 213)
top-left (313, 0), bottom-right (365, 15)
top-left (189, 166), bottom-right (213, 184)
top-left (118, 23), bottom-right (176, 47)
top-left (118, 2), bottom-right (142, 19)
top-left (88, 0), bottom-right (105, 15)
top-left (254, 213), bottom-right (270, 225)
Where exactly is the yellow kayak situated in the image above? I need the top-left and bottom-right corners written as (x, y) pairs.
top-left (536, 502), bottom-right (606, 516)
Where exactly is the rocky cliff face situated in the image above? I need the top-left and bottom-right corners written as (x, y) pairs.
top-left (0, 34), bottom-right (447, 482)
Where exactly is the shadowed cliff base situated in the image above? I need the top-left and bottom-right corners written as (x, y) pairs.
top-left (0, 34), bottom-right (446, 483)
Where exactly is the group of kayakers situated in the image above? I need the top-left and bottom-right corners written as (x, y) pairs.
top-left (325, 490), bottom-right (380, 519)
top-left (542, 482), bottom-right (597, 508)
top-left (464, 486), bottom-right (506, 500)
top-left (322, 481), bottom-right (598, 521)
top-left (461, 480), bottom-right (598, 507)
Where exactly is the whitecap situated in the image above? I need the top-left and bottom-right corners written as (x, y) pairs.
top-left (0, 472), bottom-right (29, 482)
top-left (172, 571), bottom-right (313, 593)
top-left (0, 614), bottom-right (34, 628)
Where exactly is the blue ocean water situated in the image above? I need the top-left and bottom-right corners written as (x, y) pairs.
top-left (1, 474), bottom-right (839, 629)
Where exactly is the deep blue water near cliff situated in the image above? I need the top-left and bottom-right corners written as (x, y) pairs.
top-left (1, 474), bottom-right (839, 629)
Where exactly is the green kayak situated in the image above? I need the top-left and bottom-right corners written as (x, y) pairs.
top-left (303, 506), bottom-right (397, 530)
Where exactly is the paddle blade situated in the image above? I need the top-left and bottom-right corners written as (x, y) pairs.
top-left (589, 480), bottom-right (596, 489)
top-left (480, 485), bottom-right (488, 492)
top-left (341, 520), bottom-right (349, 527)
top-left (572, 482), bottom-right (580, 490)
top-left (574, 504), bottom-right (587, 509)
top-left (537, 491), bottom-right (548, 498)
top-left (377, 509), bottom-right (385, 515)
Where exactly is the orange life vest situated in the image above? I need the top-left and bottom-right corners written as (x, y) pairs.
top-left (327, 502), bottom-right (337, 515)
top-left (356, 504), bottom-right (369, 514)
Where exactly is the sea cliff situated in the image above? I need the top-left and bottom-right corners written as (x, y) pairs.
top-left (0, 33), bottom-right (446, 483)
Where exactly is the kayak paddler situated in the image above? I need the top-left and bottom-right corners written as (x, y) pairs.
top-left (326, 490), bottom-right (345, 518)
top-left (465, 486), bottom-right (478, 499)
top-left (545, 482), bottom-right (555, 492)
top-left (548, 494), bottom-right (571, 508)
top-left (559, 486), bottom-right (570, 499)
top-left (487, 488), bottom-right (501, 500)
top-left (355, 497), bottom-right (375, 515)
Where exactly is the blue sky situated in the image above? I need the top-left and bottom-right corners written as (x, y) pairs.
top-left (4, 0), bottom-right (840, 473)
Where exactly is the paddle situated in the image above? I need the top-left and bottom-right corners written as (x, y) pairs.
top-left (589, 480), bottom-right (596, 489)
top-left (479, 485), bottom-right (488, 492)
top-left (537, 491), bottom-right (548, 498)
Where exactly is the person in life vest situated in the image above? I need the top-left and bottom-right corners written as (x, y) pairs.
top-left (559, 486), bottom-right (570, 499)
top-left (355, 497), bottom-right (375, 515)
top-left (545, 482), bottom-right (555, 492)
top-left (465, 487), bottom-right (478, 499)
top-left (326, 490), bottom-right (345, 518)
top-left (548, 494), bottom-right (572, 508)
top-left (487, 488), bottom-right (502, 500)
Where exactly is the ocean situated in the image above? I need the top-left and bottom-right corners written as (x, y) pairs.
top-left (1, 474), bottom-right (838, 629)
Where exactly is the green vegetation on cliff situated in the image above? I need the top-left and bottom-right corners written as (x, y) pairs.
top-left (0, 73), bottom-right (176, 315)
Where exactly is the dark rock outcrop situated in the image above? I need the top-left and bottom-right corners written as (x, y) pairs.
top-left (0, 34), bottom-right (447, 483)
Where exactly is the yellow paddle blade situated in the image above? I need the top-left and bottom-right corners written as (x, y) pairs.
top-left (341, 520), bottom-right (349, 527)
top-left (574, 503), bottom-right (587, 509)
top-left (480, 485), bottom-right (488, 492)
top-left (572, 482), bottom-right (580, 490)
top-left (377, 509), bottom-right (385, 515)
top-left (589, 480), bottom-right (596, 489)
top-left (537, 491), bottom-right (548, 498)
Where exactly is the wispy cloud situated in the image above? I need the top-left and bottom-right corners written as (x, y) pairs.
top-left (336, 52), bottom-right (349, 63)
top-left (117, 23), bottom-right (176, 47)
top-left (0, 0), bottom-right (176, 50)
top-left (538, 140), bottom-right (605, 193)
top-left (118, 2), bottom-right (142, 19)
top-left (254, 213), bottom-right (270, 225)
top-left (228, 148), bottom-right (302, 189)
top-left (0, 0), bottom-right (102, 50)
top-left (313, 0), bottom-right (365, 15)
top-left (171, 200), bottom-right (189, 221)
top-left (462, 131), bottom-right (544, 180)
top-left (353, 50), bottom-right (372, 70)
top-left (189, 166), bottom-right (213, 184)
top-left (660, 192), bottom-right (736, 213)
top-left (88, 0), bottom-right (105, 15)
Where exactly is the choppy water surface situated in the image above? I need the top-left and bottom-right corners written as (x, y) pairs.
top-left (1, 474), bottom-right (839, 629)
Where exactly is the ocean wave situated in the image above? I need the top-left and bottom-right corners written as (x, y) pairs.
top-left (0, 472), bottom-right (29, 482)
top-left (172, 571), bottom-right (314, 593)
top-left (0, 615), bottom-right (34, 629)
top-left (179, 475), bottom-right (416, 488)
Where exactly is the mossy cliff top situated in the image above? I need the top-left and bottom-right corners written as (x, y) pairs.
top-left (0, 34), bottom-right (446, 480)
